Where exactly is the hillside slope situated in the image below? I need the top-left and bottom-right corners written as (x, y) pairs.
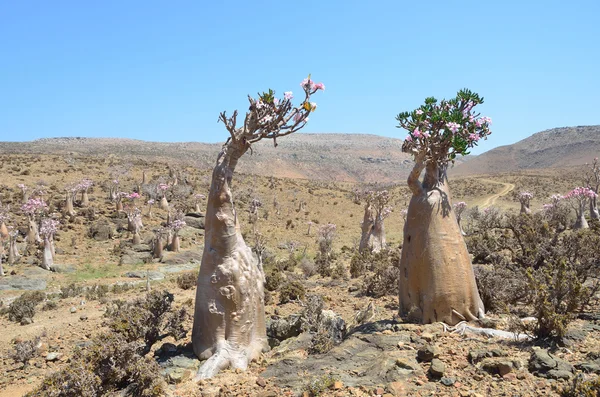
top-left (452, 125), bottom-right (600, 175)
top-left (0, 134), bottom-right (418, 183)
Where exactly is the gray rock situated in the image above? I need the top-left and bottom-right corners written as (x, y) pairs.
top-left (429, 359), bottom-right (445, 378)
top-left (576, 361), bottom-right (600, 373)
top-left (0, 276), bottom-right (47, 291)
top-left (547, 370), bottom-right (573, 380)
top-left (440, 377), bottom-right (455, 386)
top-left (318, 310), bottom-right (346, 344)
top-left (46, 352), bottom-right (61, 362)
top-left (124, 271), bottom-right (164, 281)
top-left (70, 307), bottom-right (77, 313)
top-left (164, 367), bottom-right (192, 384)
top-left (267, 315), bottom-right (303, 343)
top-left (80, 314), bottom-right (88, 321)
top-left (481, 359), bottom-right (514, 376)
top-left (418, 345), bottom-right (440, 362)
top-left (529, 347), bottom-right (574, 378)
top-left (131, 244), bottom-right (152, 252)
top-left (183, 215), bottom-right (205, 230)
top-left (468, 348), bottom-right (505, 364)
top-left (88, 220), bottom-right (116, 241)
top-left (166, 355), bottom-right (200, 370)
top-left (395, 357), bottom-right (419, 371)
top-left (119, 251), bottom-right (152, 265)
top-left (20, 317), bottom-right (33, 325)
top-left (50, 264), bottom-right (76, 273)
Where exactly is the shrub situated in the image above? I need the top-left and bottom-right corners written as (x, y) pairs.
top-left (309, 327), bottom-right (335, 354)
top-left (264, 268), bottom-right (283, 292)
top-left (300, 256), bottom-right (316, 278)
top-left (12, 336), bottom-right (40, 367)
top-left (85, 284), bottom-right (109, 301)
top-left (559, 374), bottom-right (600, 397)
top-left (60, 283), bottom-right (83, 299)
top-left (27, 332), bottom-right (165, 397)
top-left (279, 280), bottom-right (306, 304)
top-left (176, 272), bottom-right (197, 290)
top-left (361, 249), bottom-right (400, 298)
top-left (8, 291), bottom-right (46, 324)
top-left (474, 264), bottom-right (527, 313)
top-left (304, 373), bottom-right (338, 397)
top-left (106, 290), bottom-right (178, 352)
top-left (41, 300), bottom-right (59, 311)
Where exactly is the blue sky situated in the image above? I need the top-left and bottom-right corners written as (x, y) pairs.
top-left (1, 0), bottom-right (599, 154)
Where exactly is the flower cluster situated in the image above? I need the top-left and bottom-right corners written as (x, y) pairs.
top-left (519, 192), bottom-right (533, 201)
top-left (397, 89), bottom-right (492, 164)
top-left (169, 219), bottom-right (186, 232)
top-left (17, 184), bottom-right (27, 192)
top-left (76, 178), bottom-right (93, 191)
top-left (147, 199), bottom-right (155, 205)
top-left (126, 192), bottom-right (141, 200)
top-left (564, 187), bottom-right (598, 201)
top-left (318, 223), bottom-right (337, 241)
top-left (21, 198), bottom-right (47, 216)
top-left (40, 218), bottom-right (59, 237)
top-left (157, 183), bottom-right (169, 192)
top-left (453, 201), bottom-right (467, 215)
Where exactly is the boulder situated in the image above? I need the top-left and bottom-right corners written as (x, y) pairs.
top-left (529, 347), bottom-right (574, 379)
top-left (88, 219), bottom-right (116, 241)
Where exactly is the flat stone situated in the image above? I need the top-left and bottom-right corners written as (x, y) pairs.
top-left (45, 352), bottom-right (61, 362)
top-left (20, 317), bottom-right (33, 325)
top-left (256, 377), bottom-right (267, 387)
top-left (395, 357), bottom-right (419, 371)
top-left (429, 359), bottom-right (445, 378)
top-left (164, 367), bottom-right (191, 384)
top-left (547, 370), bottom-right (573, 380)
top-left (417, 345), bottom-right (439, 362)
top-left (440, 377), bottom-right (455, 386)
top-left (124, 271), bottom-right (164, 280)
top-left (577, 361), bottom-right (600, 373)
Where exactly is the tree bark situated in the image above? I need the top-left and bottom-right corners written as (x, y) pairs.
top-left (27, 218), bottom-right (40, 244)
top-left (399, 161), bottom-right (484, 325)
top-left (0, 222), bottom-right (8, 239)
top-left (160, 196), bottom-right (169, 211)
top-left (358, 204), bottom-right (374, 253)
top-left (169, 233), bottom-right (180, 252)
top-left (8, 235), bottom-right (18, 265)
top-left (574, 205), bottom-right (589, 229)
top-left (589, 196), bottom-right (599, 220)
top-left (520, 202), bottom-right (531, 215)
top-left (192, 140), bottom-right (267, 379)
top-left (41, 236), bottom-right (53, 270)
top-left (81, 190), bottom-right (89, 207)
top-left (65, 192), bottom-right (75, 217)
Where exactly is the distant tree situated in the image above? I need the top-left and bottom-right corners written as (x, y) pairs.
top-left (584, 157), bottom-right (600, 219)
top-left (17, 184), bottom-right (29, 204)
top-left (396, 89), bottom-right (491, 324)
top-left (358, 190), bottom-right (392, 253)
top-left (158, 183), bottom-right (170, 211)
top-left (77, 178), bottom-right (93, 207)
top-left (453, 201), bottom-right (467, 236)
top-left (192, 75), bottom-right (323, 379)
top-left (21, 198), bottom-right (47, 244)
top-left (39, 218), bottom-right (59, 270)
top-left (564, 187), bottom-right (597, 229)
top-left (167, 215), bottom-right (186, 252)
top-left (518, 191), bottom-right (533, 215)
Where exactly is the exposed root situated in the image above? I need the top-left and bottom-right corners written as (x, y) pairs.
top-left (194, 343), bottom-right (249, 381)
top-left (439, 321), bottom-right (533, 341)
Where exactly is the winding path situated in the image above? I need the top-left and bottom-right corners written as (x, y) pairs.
top-left (477, 179), bottom-right (515, 208)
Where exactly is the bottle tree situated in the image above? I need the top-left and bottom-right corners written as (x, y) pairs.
top-left (518, 191), bottom-right (533, 214)
top-left (396, 89), bottom-right (490, 325)
top-left (192, 75), bottom-right (324, 379)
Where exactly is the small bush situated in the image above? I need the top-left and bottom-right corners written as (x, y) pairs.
top-left (559, 374), bottom-right (600, 397)
top-left (8, 291), bottom-right (46, 324)
top-left (176, 272), bottom-right (197, 290)
top-left (27, 332), bottom-right (165, 397)
top-left (60, 283), bottom-right (83, 299)
top-left (12, 336), bottom-right (40, 367)
top-left (309, 326), bottom-right (335, 354)
top-left (300, 256), bottom-right (316, 278)
top-left (362, 250), bottom-right (400, 298)
top-left (474, 265), bottom-right (527, 313)
top-left (41, 300), bottom-right (59, 311)
top-left (304, 373), bottom-right (337, 397)
top-left (279, 280), bottom-right (306, 304)
top-left (85, 284), bottom-right (109, 301)
top-left (264, 268), bottom-right (283, 292)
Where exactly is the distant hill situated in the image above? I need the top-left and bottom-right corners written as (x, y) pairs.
top-left (452, 125), bottom-right (600, 176)
top-left (0, 134), bottom-right (421, 183)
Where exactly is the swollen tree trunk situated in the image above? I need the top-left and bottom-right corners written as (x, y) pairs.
top-left (574, 203), bottom-right (589, 229)
top-left (152, 234), bottom-right (163, 259)
top-left (371, 215), bottom-right (386, 253)
top-left (65, 192), bottom-right (75, 217)
top-left (169, 233), bottom-right (180, 252)
top-left (0, 222), bottom-right (8, 239)
top-left (590, 195), bottom-right (599, 220)
top-left (27, 218), bottom-right (40, 244)
top-left (141, 170), bottom-right (147, 185)
top-left (160, 196), bottom-right (169, 211)
top-left (41, 236), bottom-right (53, 270)
top-left (520, 202), bottom-right (531, 215)
top-left (8, 235), bottom-right (19, 265)
top-left (358, 204), bottom-right (374, 253)
top-left (399, 161), bottom-right (484, 325)
top-left (81, 189), bottom-right (89, 207)
top-left (195, 203), bottom-right (202, 213)
top-left (192, 141), bottom-right (267, 379)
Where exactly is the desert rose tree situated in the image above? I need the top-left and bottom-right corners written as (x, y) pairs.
top-left (584, 157), bottom-right (600, 219)
top-left (358, 190), bottom-right (392, 253)
top-left (453, 201), bottom-right (467, 236)
top-left (40, 219), bottom-right (59, 270)
top-left (396, 89), bottom-right (490, 325)
top-left (192, 75), bottom-right (324, 379)
top-left (518, 191), bottom-right (533, 214)
top-left (564, 187), bottom-right (597, 229)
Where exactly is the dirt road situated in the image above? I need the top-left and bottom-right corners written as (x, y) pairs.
top-left (477, 180), bottom-right (515, 208)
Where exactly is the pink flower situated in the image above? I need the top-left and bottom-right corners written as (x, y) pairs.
top-left (468, 133), bottom-right (480, 141)
top-left (413, 128), bottom-right (422, 138)
top-left (273, 98), bottom-right (280, 106)
top-left (314, 82), bottom-right (325, 91)
top-left (405, 135), bottom-right (413, 142)
top-left (446, 122), bottom-right (460, 133)
top-left (415, 109), bottom-right (423, 115)
top-left (284, 91), bottom-right (293, 100)
top-left (300, 78), bottom-right (316, 91)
